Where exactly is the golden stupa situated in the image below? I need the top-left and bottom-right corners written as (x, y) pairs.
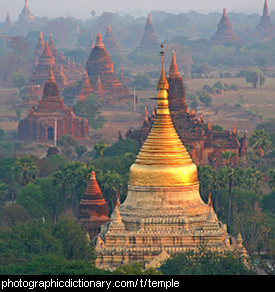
top-left (95, 48), bottom-right (246, 270)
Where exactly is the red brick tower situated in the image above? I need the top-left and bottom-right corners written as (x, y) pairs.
top-left (211, 8), bottom-right (240, 43)
top-left (78, 171), bottom-right (110, 239)
top-left (86, 33), bottom-right (131, 104)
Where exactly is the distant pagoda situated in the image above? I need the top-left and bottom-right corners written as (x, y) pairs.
top-left (103, 24), bottom-right (120, 55)
top-left (19, 0), bottom-right (34, 23)
top-left (29, 41), bottom-right (67, 92)
top-left (77, 71), bottom-right (94, 101)
top-left (136, 13), bottom-right (159, 51)
top-left (253, 0), bottom-right (275, 40)
top-left (95, 49), bottom-right (247, 270)
top-left (211, 8), bottom-right (240, 43)
top-left (86, 33), bottom-right (131, 105)
top-left (3, 12), bottom-right (13, 30)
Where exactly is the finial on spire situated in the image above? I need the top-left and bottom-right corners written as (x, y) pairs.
top-left (157, 44), bottom-right (169, 91)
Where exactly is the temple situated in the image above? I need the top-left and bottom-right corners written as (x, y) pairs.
top-left (253, 0), bottom-right (275, 40)
top-left (78, 171), bottom-right (109, 239)
top-left (77, 71), bottom-right (94, 101)
top-left (19, 0), bottom-right (34, 23)
top-left (26, 33), bottom-right (83, 106)
top-left (18, 68), bottom-right (89, 142)
top-left (95, 49), bottom-right (246, 270)
top-left (103, 24), bottom-right (120, 55)
top-left (86, 33), bottom-right (132, 105)
top-left (211, 8), bottom-right (240, 43)
top-left (127, 51), bottom-right (246, 167)
top-left (136, 14), bottom-right (159, 51)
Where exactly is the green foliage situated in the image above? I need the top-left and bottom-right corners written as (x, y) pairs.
top-left (0, 126), bottom-right (4, 140)
top-left (0, 255), bottom-right (109, 275)
top-left (103, 138), bottom-right (140, 157)
top-left (113, 262), bottom-right (161, 275)
top-left (13, 155), bottom-right (38, 187)
top-left (0, 204), bottom-right (31, 227)
top-left (12, 71), bottom-right (29, 92)
top-left (245, 69), bottom-right (265, 89)
top-left (130, 73), bottom-right (152, 89)
top-left (160, 248), bottom-right (253, 275)
top-left (0, 217), bottom-right (94, 272)
top-left (73, 95), bottom-right (105, 129)
top-left (17, 184), bottom-right (45, 219)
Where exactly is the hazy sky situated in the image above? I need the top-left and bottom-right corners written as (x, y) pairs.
top-left (1, 0), bottom-right (273, 21)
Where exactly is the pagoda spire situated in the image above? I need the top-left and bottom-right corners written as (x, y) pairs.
top-left (43, 65), bottom-right (59, 97)
top-left (129, 45), bottom-right (195, 187)
top-left (261, 0), bottom-right (272, 23)
top-left (168, 50), bottom-right (181, 78)
top-left (95, 33), bottom-right (105, 48)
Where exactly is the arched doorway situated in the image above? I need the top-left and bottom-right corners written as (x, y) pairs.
top-left (47, 127), bottom-right (54, 141)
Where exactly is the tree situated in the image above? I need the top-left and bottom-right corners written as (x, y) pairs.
top-left (198, 165), bottom-right (220, 211)
top-left (60, 162), bottom-right (91, 217)
top-left (160, 248), bottom-right (253, 275)
top-left (12, 71), bottom-right (29, 93)
top-left (57, 135), bottom-right (76, 158)
top-left (16, 184), bottom-right (45, 220)
top-left (0, 204), bottom-right (31, 227)
top-left (12, 155), bottom-right (38, 187)
top-left (245, 69), bottom-right (265, 89)
top-left (93, 143), bottom-right (107, 158)
top-left (73, 95), bottom-right (105, 129)
top-left (219, 165), bottom-right (243, 227)
top-left (75, 145), bottom-right (87, 159)
top-left (267, 169), bottom-right (275, 190)
top-left (130, 73), bottom-right (151, 89)
top-left (249, 129), bottom-right (272, 171)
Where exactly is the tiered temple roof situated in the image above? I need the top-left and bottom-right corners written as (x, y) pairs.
top-left (19, 69), bottom-right (89, 142)
top-left (136, 13), bottom-right (159, 50)
top-left (253, 0), bottom-right (275, 40)
top-left (19, 0), bottom-right (34, 23)
top-left (86, 33), bottom-right (131, 105)
top-left (103, 24), bottom-right (120, 55)
top-left (211, 8), bottom-right (240, 43)
top-left (77, 71), bottom-right (94, 101)
top-left (78, 171), bottom-right (109, 239)
top-left (29, 41), bottom-right (67, 92)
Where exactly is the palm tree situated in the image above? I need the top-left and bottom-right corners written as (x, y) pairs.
top-left (198, 165), bottom-right (220, 211)
top-left (62, 162), bottom-right (91, 218)
top-left (13, 155), bottom-right (37, 187)
top-left (267, 169), bottom-right (275, 190)
top-left (249, 129), bottom-right (272, 171)
top-left (53, 170), bottom-right (68, 214)
top-left (94, 143), bottom-right (107, 158)
top-left (222, 151), bottom-right (236, 167)
top-left (219, 165), bottom-right (243, 227)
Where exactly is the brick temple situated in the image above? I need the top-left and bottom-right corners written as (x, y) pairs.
top-left (26, 32), bottom-right (83, 107)
top-left (103, 24), bottom-right (120, 55)
top-left (126, 51), bottom-right (247, 167)
top-left (19, 0), bottom-right (34, 23)
top-left (253, 0), bottom-right (275, 41)
top-left (78, 171), bottom-right (109, 239)
top-left (211, 8), bottom-right (240, 44)
top-left (86, 33), bottom-right (132, 105)
top-left (136, 13), bottom-right (159, 51)
top-left (18, 68), bottom-right (89, 142)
